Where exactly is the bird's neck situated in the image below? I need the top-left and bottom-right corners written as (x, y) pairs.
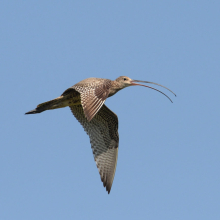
top-left (108, 81), bottom-right (123, 97)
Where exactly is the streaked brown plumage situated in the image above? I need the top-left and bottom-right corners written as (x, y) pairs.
top-left (25, 76), bottom-right (176, 193)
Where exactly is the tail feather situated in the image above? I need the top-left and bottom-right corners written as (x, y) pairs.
top-left (25, 96), bottom-right (69, 115)
top-left (25, 108), bottom-right (45, 114)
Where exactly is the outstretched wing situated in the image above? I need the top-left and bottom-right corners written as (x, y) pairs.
top-left (73, 79), bottom-right (111, 122)
top-left (70, 104), bottom-right (119, 194)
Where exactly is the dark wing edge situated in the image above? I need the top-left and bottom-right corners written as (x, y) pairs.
top-left (70, 104), bottom-right (119, 194)
top-left (61, 87), bottom-right (80, 97)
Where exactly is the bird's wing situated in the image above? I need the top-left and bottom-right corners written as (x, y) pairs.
top-left (73, 80), bottom-right (111, 121)
top-left (70, 104), bottom-right (119, 194)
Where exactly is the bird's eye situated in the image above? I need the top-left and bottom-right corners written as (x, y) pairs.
top-left (123, 78), bottom-right (127, 81)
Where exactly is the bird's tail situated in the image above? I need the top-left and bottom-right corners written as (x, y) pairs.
top-left (25, 96), bottom-right (69, 115)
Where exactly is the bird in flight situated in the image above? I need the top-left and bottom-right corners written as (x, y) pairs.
top-left (25, 76), bottom-right (176, 194)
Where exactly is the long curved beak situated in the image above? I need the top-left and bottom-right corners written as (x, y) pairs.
top-left (131, 80), bottom-right (176, 103)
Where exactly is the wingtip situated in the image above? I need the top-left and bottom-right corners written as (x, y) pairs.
top-left (105, 183), bottom-right (112, 194)
top-left (102, 177), bottom-right (112, 194)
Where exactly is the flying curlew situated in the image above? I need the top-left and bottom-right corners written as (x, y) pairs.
top-left (25, 76), bottom-right (176, 194)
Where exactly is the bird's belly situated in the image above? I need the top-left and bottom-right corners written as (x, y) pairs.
top-left (68, 95), bottom-right (81, 106)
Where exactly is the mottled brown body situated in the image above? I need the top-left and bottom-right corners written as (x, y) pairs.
top-left (25, 76), bottom-right (175, 193)
top-left (25, 77), bottom-right (125, 193)
top-left (26, 77), bottom-right (129, 115)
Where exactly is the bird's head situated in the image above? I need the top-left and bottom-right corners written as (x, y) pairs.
top-left (115, 76), bottom-right (176, 102)
top-left (115, 76), bottom-right (134, 88)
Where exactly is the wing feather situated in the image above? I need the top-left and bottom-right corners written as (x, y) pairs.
top-left (73, 79), bottom-right (111, 121)
top-left (70, 104), bottom-right (119, 193)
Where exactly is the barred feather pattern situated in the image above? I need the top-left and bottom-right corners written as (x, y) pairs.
top-left (72, 78), bottom-right (112, 122)
top-left (70, 104), bottom-right (119, 194)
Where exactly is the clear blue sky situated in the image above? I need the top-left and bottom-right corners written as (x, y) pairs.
top-left (1, 1), bottom-right (220, 219)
